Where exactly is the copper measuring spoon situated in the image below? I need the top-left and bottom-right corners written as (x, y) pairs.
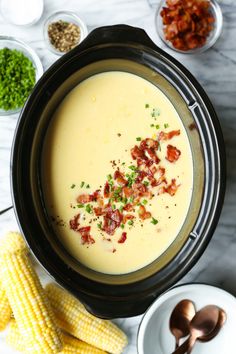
top-left (169, 299), bottom-right (196, 349)
top-left (172, 305), bottom-right (221, 354)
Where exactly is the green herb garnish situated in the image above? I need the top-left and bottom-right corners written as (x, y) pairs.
top-left (77, 204), bottom-right (84, 208)
top-left (136, 137), bottom-right (142, 141)
top-left (128, 220), bottom-right (134, 226)
top-left (150, 124), bottom-right (155, 128)
top-left (85, 204), bottom-right (92, 214)
top-left (145, 103), bottom-right (149, 108)
top-left (143, 181), bottom-right (149, 187)
top-left (151, 217), bottom-right (158, 225)
top-left (0, 48), bottom-right (36, 111)
top-left (151, 108), bottom-right (161, 118)
top-left (155, 124), bottom-right (160, 130)
top-left (86, 184), bottom-right (90, 189)
top-left (121, 223), bottom-right (125, 229)
top-left (80, 181), bottom-right (85, 188)
top-left (97, 222), bottom-right (102, 229)
top-left (70, 184), bottom-right (76, 189)
top-left (142, 199), bottom-right (148, 205)
top-left (164, 123), bottom-right (169, 128)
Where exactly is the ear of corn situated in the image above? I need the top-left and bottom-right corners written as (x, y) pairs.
top-left (0, 232), bottom-right (63, 353)
top-left (7, 320), bottom-right (107, 354)
top-left (0, 279), bottom-right (11, 331)
top-left (45, 283), bottom-right (128, 354)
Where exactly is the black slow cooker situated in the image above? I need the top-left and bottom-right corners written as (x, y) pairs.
top-left (11, 25), bottom-right (226, 318)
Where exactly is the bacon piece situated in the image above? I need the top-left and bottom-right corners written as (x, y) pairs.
top-left (123, 203), bottom-right (134, 212)
top-left (131, 145), bottom-right (147, 162)
top-left (140, 138), bottom-right (159, 150)
top-left (138, 205), bottom-right (152, 220)
top-left (135, 170), bottom-right (148, 183)
top-left (166, 145), bottom-right (181, 163)
top-left (90, 189), bottom-right (101, 201)
top-left (158, 130), bottom-right (180, 141)
top-left (94, 207), bottom-right (103, 216)
top-left (69, 213), bottom-right (80, 231)
top-left (132, 183), bottom-right (147, 197)
top-left (118, 232), bottom-right (127, 244)
top-left (123, 214), bottom-right (135, 224)
top-left (103, 181), bottom-right (110, 198)
top-left (159, 179), bottom-right (180, 196)
top-left (102, 207), bottom-right (123, 235)
top-left (76, 194), bottom-right (92, 204)
top-left (114, 170), bottom-right (127, 186)
top-left (78, 226), bottom-right (95, 245)
top-left (123, 187), bottom-right (133, 198)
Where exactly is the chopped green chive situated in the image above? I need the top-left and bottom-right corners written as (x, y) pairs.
top-left (86, 184), bottom-right (90, 189)
top-left (155, 124), bottom-right (160, 130)
top-left (151, 217), bottom-right (158, 225)
top-left (107, 174), bottom-right (112, 181)
top-left (112, 204), bottom-right (116, 210)
top-left (97, 222), bottom-right (102, 229)
top-left (143, 181), bottom-right (149, 187)
top-left (121, 223), bottom-right (125, 229)
top-left (71, 184), bottom-right (76, 189)
top-left (164, 123), bottom-right (169, 128)
top-left (145, 103), bottom-right (149, 108)
top-left (129, 165), bottom-right (138, 172)
top-left (150, 124), bottom-right (155, 128)
top-left (77, 204), bottom-right (84, 208)
top-left (151, 108), bottom-right (161, 118)
top-left (119, 206), bottom-right (124, 212)
top-left (121, 162), bottom-right (126, 166)
top-left (128, 220), bottom-right (134, 226)
top-left (142, 199), bottom-right (148, 205)
top-left (85, 204), bottom-right (92, 214)
top-left (122, 197), bottom-right (128, 204)
top-left (136, 137), bottom-right (142, 141)
top-left (80, 181), bottom-right (85, 188)
top-left (129, 196), bottom-right (134, 203)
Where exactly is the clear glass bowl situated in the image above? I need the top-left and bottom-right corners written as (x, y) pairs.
top-left (44, 11), bottom-right (88, 56)
top-left (0, 36), bottom-right (43, 116)
top-left (155, 0), bottom-right (223, 54)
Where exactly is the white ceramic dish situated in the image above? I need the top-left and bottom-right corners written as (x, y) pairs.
top-left (137, 284), bottom-right (236, 354)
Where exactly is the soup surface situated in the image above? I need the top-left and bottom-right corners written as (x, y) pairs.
top-left (42, 71), bottom-right (193, 274)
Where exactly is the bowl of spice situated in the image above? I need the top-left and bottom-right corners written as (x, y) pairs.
top-left (155, 0), bottom-right (223, 54)
top-left (44, 11), bottom-right (88, 55)
top-left (0, 36), bottom-right (43, 115)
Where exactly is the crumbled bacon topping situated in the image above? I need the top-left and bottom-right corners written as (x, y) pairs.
top-left (78, 226), bottom-right (95, 245)
top-left (69, 213), bottom-right (80, 231)
top-left (118, 232), bottom-right (127, 244)
top-left (158, 130), bottom-right (180, 141)
top-left (160, 0), bottom-right (215, 51)
top-left (166, 145), bottom-right (181, 163)
top-left (70, 131), bottom-right (182, 247)
top-left (139, 205), bottom-right (152, 220)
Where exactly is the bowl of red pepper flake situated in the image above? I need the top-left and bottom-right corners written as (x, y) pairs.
top-left (156, 0), bottom-right (223, 53)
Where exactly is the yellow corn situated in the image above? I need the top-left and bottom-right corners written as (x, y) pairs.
top-left (0, 279), bottom-right (11, 331)
top-left (45, 283), bottom-right (128, 354)
top-left (7, 319), bottom-right (107, 354)
top-left (0, 232), bottom-right (63, 353)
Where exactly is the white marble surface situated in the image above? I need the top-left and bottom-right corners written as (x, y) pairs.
top-left (0, 0), bottom-right (235, 353)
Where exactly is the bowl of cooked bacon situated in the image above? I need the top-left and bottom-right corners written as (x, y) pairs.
top-left (156, 0), bottom-right (223, 53)
top-left (11, 25), bottom-right (226, 319)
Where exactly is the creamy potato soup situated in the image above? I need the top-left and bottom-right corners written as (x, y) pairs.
top-left (42, 71), bottom-right (193, 274)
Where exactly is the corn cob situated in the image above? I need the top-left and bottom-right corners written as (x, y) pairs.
top-left (45, 283), bottom-right (128, 354)
top-left (0, 232), bottom-right (63, 353)
top-left (7, 319), bottom-right (107, 354)
top-left (0, 279), bottom-right (11, 331)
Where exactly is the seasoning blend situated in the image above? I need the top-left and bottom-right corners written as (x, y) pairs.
top-left (0, 0), bottom-right (44, 26)
top-left (44, 11), bottom-right (88, 55)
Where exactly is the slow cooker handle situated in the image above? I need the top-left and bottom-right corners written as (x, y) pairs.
top-left (78, 24), bottom-right (162, 52)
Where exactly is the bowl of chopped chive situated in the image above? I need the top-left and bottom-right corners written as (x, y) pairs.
top-left (44, 11), bottom-right (88, 56)
top-left (0, 36), bottom-right (43, 115)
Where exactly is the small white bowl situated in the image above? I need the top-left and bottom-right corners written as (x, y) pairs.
top-left (44, 11), bottom-right (88, 56)
top-left (137, 284), bottom-right (236, 354)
